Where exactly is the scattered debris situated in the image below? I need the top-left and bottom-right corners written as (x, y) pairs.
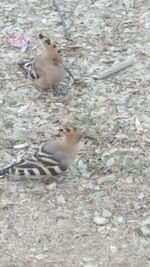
top-left (9, 35), bottom-right (30, 52)
top-left (14, 143), bottom-right (29, 150)
top-left (99, 56), bottom-right (136, 79)
top-left (135, 117), bottom-right (144, 134)
top-left (93, 216), bottom-right (109, 226)
top-left (50, 0), bottom-right (71, 39)
top-left (102, 209), bottom-right (112, 218)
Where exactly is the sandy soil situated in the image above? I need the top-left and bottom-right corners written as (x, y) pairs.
top-left (0, 0), bottom-right (150, 266)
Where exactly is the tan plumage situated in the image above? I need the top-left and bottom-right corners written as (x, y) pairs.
top-left (0, 127), bottom-right (83, 177)
top-left (19, 34), bottom-right (75, 95)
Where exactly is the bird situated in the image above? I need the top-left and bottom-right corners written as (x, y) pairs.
top-left (0, 127), bottom-right (83, 178)
top-left (18, 33), bottom-right (75, 96)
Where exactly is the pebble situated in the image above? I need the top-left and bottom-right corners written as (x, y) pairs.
top-left (83, 257), bottom-right (96, 263)
top-left (140, 226), bottom-right (150, 237)
top-left (126, 176), bottom-right (133, 183)
top-left (138, 192), bottom-right (144, 199)
top-left (93, 216), bottom-right (109, 226)
top-left (110, 245), bottom-right (117, 253)
top-left (140, 218), bottom-right (150, 237)
top-left (106, 157), bottom-right (115, 168)
top-left (98, 174), bottom-right (116, 184)
top-left (57, 195), bottom-right (66, 204)
top-left (35, 254), bottom-right (46, 260)
top-left (42, 18), bottom-right (47, 24)
top-left (117, 216), bottom-right (124, 223)
top-left (102, 209), bottom-right (112, 218)
top-left (46, 182), bottom-right (57, 190)
top-left (14, 143), bottom-right (29, 150)
top-left (142, 218), bottom-right (150, 226)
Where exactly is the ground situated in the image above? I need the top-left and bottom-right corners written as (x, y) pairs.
top-left (0, 0), bottom-right (150, 266)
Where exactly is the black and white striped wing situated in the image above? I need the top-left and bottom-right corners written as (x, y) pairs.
top-left (0, 141), bottom-right (70, 177)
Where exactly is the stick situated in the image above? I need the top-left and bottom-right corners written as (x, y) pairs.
top-left (50, 0), bottom-right (71, 39)
top-left (99, 56), bottom-right (136, 79)
top-left (63, 64), bottom-right (75, 81)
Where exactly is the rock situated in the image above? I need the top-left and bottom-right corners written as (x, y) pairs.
top-left (42, 18), bottom-right (47, 24)
top-left (93, 216), bottom-right (109, 226)
top-left (142, 218), bottom-right (150, 226)
top-left (14, 143), bottom-right (29, 150)
top-left (117, 217), bottom-right (124, 223)
top-left (45, 182), bottom-right (57, 190)
top-left (126, 176), bottom-right (133, 183)
top-left (140, 218), bottom-right (150, 237)
top-left (106, 157), bottom-right (115, 168)
top-left (82, 257), bottom-right (97, 267)
top-left (110, 245), bottom-right (117, 253)
top-left (140, 226), bottom-right (150, 237)
top-left (35, 254), bottom-right (46, 260)
top-left (102, 209), bottom-right (112, 218)
top-left (57, 195), bottom-right (66, 204)
top-left (138, 193), bottom-right (144, 199)
top-left (98, 174), bottom-right (116, 184)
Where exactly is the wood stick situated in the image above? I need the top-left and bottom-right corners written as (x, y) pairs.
top-left (63, 65), bottom-right (75, 81)
top-left (50, 0), bottom-right (71, 39)
top-left (99, 56), bottom-right (136, 79)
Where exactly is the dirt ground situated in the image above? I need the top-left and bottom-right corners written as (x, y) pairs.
top-left (0, 0), bottom-right (150, 266)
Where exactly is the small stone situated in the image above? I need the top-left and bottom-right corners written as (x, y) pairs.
top-left (93, 216), bottom-right (109, 226)
top-left (138, 193), bottom-right (144, 199)
top-left (106, 157), bottom-right (115, 167)
top-left (84, 264), bottom-right (97, 267)
top-left (117, 217), bottom-right (124, 223)
top-left (42, 18), bottom-right (47, 23)
top-left (144, 74), bottom-right (150, 82)
top-left (57, 195), bottom-right (66, 204)
top-left (46, 182), bottom-right (57, 190)
top-left (110, 245), bottom-right (117, 253)
top-left (57, 218), bottom-right (65, 227)
top-left (126, 176), bottom-right (133, 183)
top-left (83, 257), bottom-right (96, 263)
top-left (14, 143), bottom-right (29, 150)
top-left (98, 174), bottom-right (116, 184)
top-left (35, 254), bottom-right (46, 260)
top-left (140, 226), bottom-right (150, 237)
top-left (102, 209), bottom-right (112, 218)
top-left (142, 218), bottom-right (150, 226)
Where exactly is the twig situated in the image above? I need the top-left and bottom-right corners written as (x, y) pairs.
top-left (99, 56), bottom-right (136, 79)
top-left (49, 0), bottom-right (71, 39)
top-left (63, 64), bottom-right (75, 81)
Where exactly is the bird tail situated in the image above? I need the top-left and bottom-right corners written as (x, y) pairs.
top-left (0, 161), bottom-right (24, 176)
top-left (0, 157), bottom-right (63, 177)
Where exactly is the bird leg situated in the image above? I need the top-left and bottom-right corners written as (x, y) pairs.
top-left (52, 85), bottom-right (60, 96)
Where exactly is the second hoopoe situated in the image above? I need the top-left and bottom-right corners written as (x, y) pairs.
top-left (19, 34), bottom-right (75, 95)
top-left (0, 128), bottom-right (83, 178)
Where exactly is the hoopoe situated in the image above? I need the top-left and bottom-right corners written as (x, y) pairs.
top-left (18, 33), bottom-right (75, 95)
top-left (0, 128), bottom-right (83, 178)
